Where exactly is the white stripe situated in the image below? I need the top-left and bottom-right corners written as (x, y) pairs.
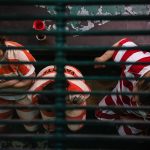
top-left (114, 50), bottom-right (127, 62)
top-left (98, 97), bottom-right (116, 118)
top-left (6, 50), bottom-right (35, 77)
top-left (126, 51), bottom-right (150, 62)
top-left (130, 126), bottom-right (144, 135)
top-left (118, 126), bottom-right (127, 136)
top-left (65, 65), bottom-right (83, 77)
top-left (40, 111), bottom-right (55, 120)
top-left (37, 65), bottom-right (55, 77)
top-left (122, 41), bottom-right (137, 47)
top-left (16, 110), bottom-right (39, 120)
top-left (29, 72), bottom-right (56, 91)
top-left (0, 94), bottom-right (26, 101)
top-left (24, 125), bottom-right (38, 132)
top-left (138, 65), bottom-right (150, 77)
top-left (67, 114), bottom-right (86, 131)
top-left (118, 125), bottom-right (142, 135)
top-left (23, 66), bottom-right (35, 76)
top-left (114, 41), bottom-right (137, 62)
top-left (66, 74), bottom-right (90, 92)
top-left (29, 72), bottom-right (90, 99)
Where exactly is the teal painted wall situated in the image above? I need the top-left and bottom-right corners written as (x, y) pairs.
top-left (39, 5), bottom-right (150, 31)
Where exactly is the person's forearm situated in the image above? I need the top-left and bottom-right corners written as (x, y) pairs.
top-left (99, 50), bottom-right (115, 61)
top-left (0, 80), bottom-right (19, 88)
top-left (13, 79), bottom-right (33, 89)
top-left (13, 72), bottom-right (35, 89)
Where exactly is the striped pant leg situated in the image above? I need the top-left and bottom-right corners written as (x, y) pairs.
top-left (15, 96), bottom-right (40, 132)
top-left (0, 98), bottom-right (14, 132)
top-left (95, 96), bottom-right (119, 120)
top-left (118, 125), bottom-right (143, 135)
top-left (40, 110), bottom-right (55, 132)
top-left (65, 101), bottom-right (86, 132)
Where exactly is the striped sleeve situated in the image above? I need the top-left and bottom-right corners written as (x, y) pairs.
top-left (112, 38), bottom-right (137, 62)
top-left (6, 41), bottom-right (36, 76)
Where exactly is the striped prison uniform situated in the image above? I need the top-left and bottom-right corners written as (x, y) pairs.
top-left (28, 65), bottom-right (91, 132)
top-left (0, 41), bottom-right (38, 132)
top-left (95, 38), bottom-right (150, 135)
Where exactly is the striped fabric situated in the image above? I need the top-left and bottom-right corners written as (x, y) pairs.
top-left (0, 41), bottom-right (37, 132)
top-left (0, 41), bottom-right (35, 100)
top-left (28, 65), bottom-right (91, 132)
top-left (95, 38), bottom-right (150, 135)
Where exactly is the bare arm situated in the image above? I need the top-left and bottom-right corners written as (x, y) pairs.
top-left (0, 72), bottom-right (35, 89)
top-left (94, 50), bottom-right (115, 68)
top-left (13, 72), bottom-right (35, 89)
top-left (94, 39), bottom-right (123, 69)
top-left (0, 80), bottom-right (19, 88)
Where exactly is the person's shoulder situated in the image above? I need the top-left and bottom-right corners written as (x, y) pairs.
top-left (113, 38), bottom-right (130, 47)
top-left (5, 40), bottom-right (23, 47)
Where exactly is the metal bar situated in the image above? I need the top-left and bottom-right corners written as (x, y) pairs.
top-left (0, 105), bottom-right (150, 111)
top-left (0, 90), bottom-right (149, 96)
top-left (0, 0), bottom-right (150, 5)
top-left (0, 76), bottom-right (150, 81)
top-left (1, 45), bottom-right (150, 52)
top-left (1, 29), bottom-right (150, 35)
top-left (0, 119), bottom-right (149, 126)
top-left (0, 15), bottom-right (150, 21)
top-left (0, 134), bottom-right (150, 142)
top-left (2, 61), bottom-right (150, 65)
top-left (54, 3), bottom-right (66, 149)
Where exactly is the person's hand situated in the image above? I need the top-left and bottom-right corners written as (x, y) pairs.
top-left (94, 57), bottom-right (106, 69)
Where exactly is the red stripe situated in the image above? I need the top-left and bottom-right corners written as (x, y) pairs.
top-left (112, 51), bottom-right (118, 61)
top-left (41, 111), bottom-right (55, 117)
top-left (18, 64), bottom-right (30, 75)
top-left (128, 56), bottom-right (150, 76)
top-left (0, 65), bottom-right (15, 74)
top-left (0, 98), bottom-right (13, 104)
top-left (67, 82), bottom-right (82, 92)
top-left (124, 126), bottom-right (132, 135)
top-left (95, 110), bottom-right (119, 120)
top-left (122, 80), bottom-right (133, 91)
top-left (122, 95), bottom-right (131, 105)
top-left (105, 96), bottom-right (116, 106)
top-left (112, 38), bottom-right (131, 61)
top-left (23, 50), bottom-right (36, 62)
top-left (120, 50), bottom-right (139, 62)
top-left (6, 41), bottom-right (35, 62)
top-left (118, 38), bottom-right (130, 47)
top-left (116, 95), bottom-right (123, 105)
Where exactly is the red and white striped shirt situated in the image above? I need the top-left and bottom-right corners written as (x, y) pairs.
top-left (0, 41), bottom-right (36, 100)
top-left (96, 38), bottom-right (150, 125)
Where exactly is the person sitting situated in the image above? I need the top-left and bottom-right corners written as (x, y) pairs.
top-left (28, 65), bottom-right (91, 132)
top-left (94, 38), bottom-right (150, 135)
top-left (0, 36), bottom-right (39, 132)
